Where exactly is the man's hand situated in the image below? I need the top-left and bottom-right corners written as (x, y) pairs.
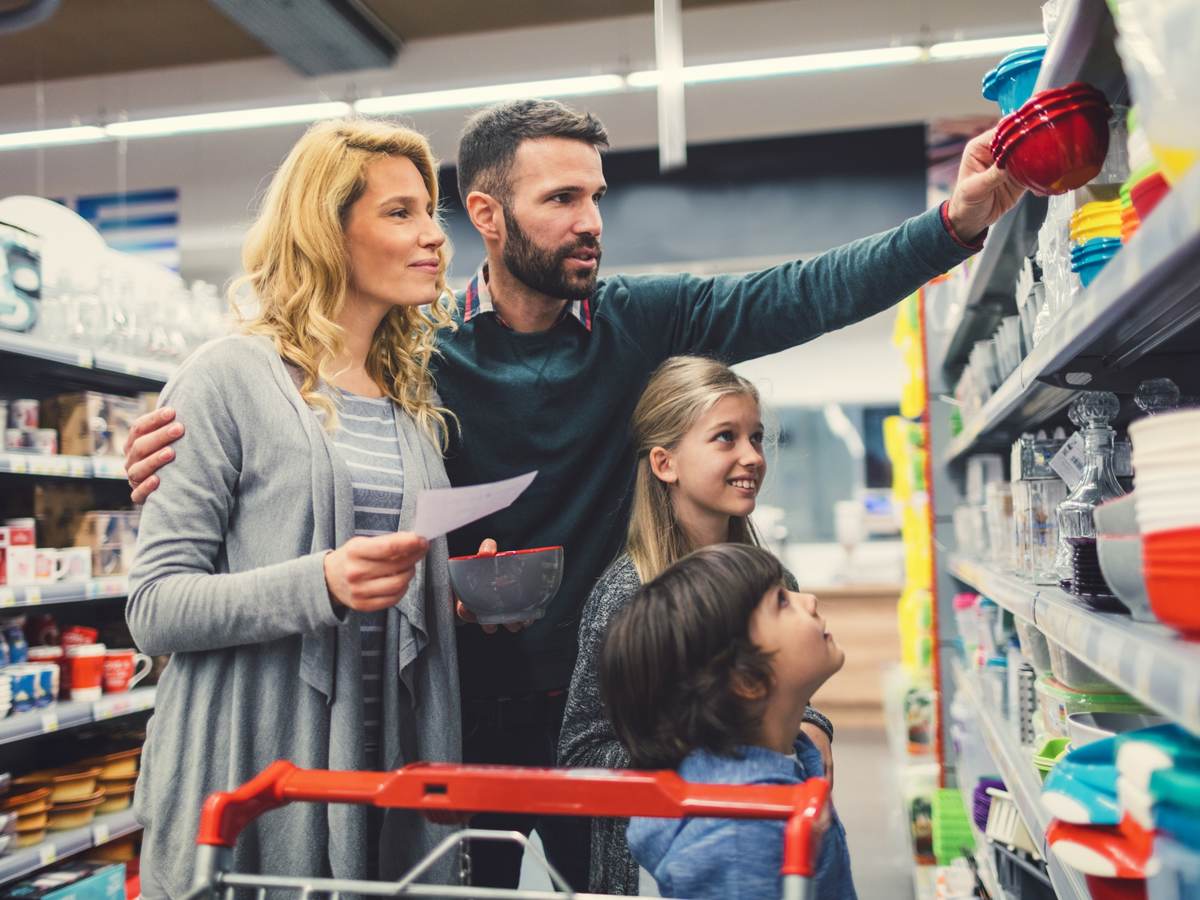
top-left (324, 532), bottom-right (429, 613)
top-left (946, 127), bottom-right (1026, 244)
top-left (454, 538), bottom-right (534, 634)
top-left (125, 407), bottom-right (185, 504)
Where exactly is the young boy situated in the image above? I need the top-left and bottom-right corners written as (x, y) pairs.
top-left (601, 543), bottom-right (857, 899)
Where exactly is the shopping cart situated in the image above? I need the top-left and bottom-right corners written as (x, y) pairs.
top-left (184, 760), bottom-right (829, 900)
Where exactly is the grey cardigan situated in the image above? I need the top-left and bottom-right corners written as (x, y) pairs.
top-left (127, 334), bottom-right (461, 898)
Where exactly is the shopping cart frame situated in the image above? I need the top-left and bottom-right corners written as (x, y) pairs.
top-left (186, 759), bottom-right (830, 900)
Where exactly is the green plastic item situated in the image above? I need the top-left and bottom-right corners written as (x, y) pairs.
top-left (931, 788), bottom-right (976, 864)
top-left (1033, 737), bottom-right (1073, 781)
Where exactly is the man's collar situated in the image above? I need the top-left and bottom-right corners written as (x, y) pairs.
top-left (463, 260), bottom-right (592, 331)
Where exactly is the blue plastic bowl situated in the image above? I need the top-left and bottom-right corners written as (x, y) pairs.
top-left (1071, 248), bottom-right (1120, 287)
top-left (1071, 238), bottom-right (1122, 262)
top-left (982, 47), bottom-right (1047, 114)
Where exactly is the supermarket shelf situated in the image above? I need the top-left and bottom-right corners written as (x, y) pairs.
top-left (951, 662), bottom-right (1089, 900)
top-left (0, 453), bottom-right (126, 480)
top-left (0, 331), bottom-right (173, 392)
top-left (949, 555), bottom-right (1200, 735)
top-left (0, 809), bottom-right (140, 887)
top-left (939, 195), bottom-right (1049, 376)
top-left (0, 687), bottom-right (154, 747)
top-left (0, 578), bottom-right (128, 610)
top-left (943, 165), bottom-right (1200, 465)
top-left (1034, 0), bottom-right (1126, 99)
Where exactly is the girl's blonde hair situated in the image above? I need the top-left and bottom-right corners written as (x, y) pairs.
top-left (234, 117), bottom-right (456, 445)
top-left (626, 356), bottom-right (763, 582)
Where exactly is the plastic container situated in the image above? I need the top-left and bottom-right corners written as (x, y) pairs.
top-left (1048, 640), bottom-right (1119, 692)
top-left (1014, 616), bottom-right (1053, 675)
top-left (1148, 834), bottom-right (1200, 900)
top-left (995, 85), bottom-right (1113, 195)
top-left (12, 767), bottom-right (101, 804)
top-left (1067, 711), bottom-right (1167, 747)
top-left (982, 47), bottom-right (1047, 115)
top-left (1035, 675), bottom-right (1153, 739)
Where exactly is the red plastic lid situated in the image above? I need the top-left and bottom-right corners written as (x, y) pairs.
top-left (449, 545), bottom-right (563, 561)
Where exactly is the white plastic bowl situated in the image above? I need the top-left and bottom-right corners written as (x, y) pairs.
top-left (1066, 711), bottom-right (1168, 747)
top-left (1094, 494), bottom-right (1139, 536)
top-left (1129, 409), bottom-right (1200, 443)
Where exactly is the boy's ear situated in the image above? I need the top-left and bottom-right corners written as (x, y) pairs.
top-left (730, 669), bottom-right (768, 702)
top-left (648, 446), bottom-right (677, 484)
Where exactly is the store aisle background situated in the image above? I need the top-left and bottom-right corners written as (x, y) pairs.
top-left (518, 725), bottom-right (914, 898)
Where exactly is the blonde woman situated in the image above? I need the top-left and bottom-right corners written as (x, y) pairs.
top-left (558, 356), bottom-right (835, 895)
top-left (127, 118), bottom-right (468, 898)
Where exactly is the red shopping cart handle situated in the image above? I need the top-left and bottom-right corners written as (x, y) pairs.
top-left (199, 761), bottom-right (829, 877)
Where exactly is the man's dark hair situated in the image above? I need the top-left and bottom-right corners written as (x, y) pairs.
top-left (600, 544), bottom-right (783, 770)
top-left (456, 99), bottom-right (609, 203)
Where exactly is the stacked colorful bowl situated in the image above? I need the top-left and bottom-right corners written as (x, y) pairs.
top-left (1071, 238), bottom-right (1122, 287)
top-left (1118, 181), bottom-right (1141, 243)
top-left (1128, 161), bottom-right (1171, 222)
top-left (1128, 409), bottom-right (1200, 635)
top-left (1070, 200), bottom-right (1123, 244)
top-left (982, 46), bottom-right (1046, 115)
top-left (992, 82), bottom-right (1112, 195)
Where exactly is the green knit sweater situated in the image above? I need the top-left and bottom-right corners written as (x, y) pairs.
top-left (436, 205), bottom-right (974, 698)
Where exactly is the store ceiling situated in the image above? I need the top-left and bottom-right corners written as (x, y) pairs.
top-left (0, 0), bottom-right (759, 86)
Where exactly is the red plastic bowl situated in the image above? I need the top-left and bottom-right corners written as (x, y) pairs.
top-left (1130, 172), bottom-right (1170, 221)
top-left (997, 103), bottom-right (1111, 194)
top-left (992, 91), bottom-right (1107, 156)
top-left (1145, 572), bottom-right (1200, 635)
top-left (994, 97), bottom-right (1109, 153)
top-left (1143, 527), bottom-right (1200, 554)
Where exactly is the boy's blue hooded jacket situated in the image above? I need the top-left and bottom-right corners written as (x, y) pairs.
top-left (627, 733), bottom-right (857, 899)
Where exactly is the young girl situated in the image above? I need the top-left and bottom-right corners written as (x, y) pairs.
top-left (602, 543), bottom-right (856, 900)
top-left (558, 355), bottom-right (834, 894)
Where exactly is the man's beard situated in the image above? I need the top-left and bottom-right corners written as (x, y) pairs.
top-left (502, 206), bottom-right (601, 300)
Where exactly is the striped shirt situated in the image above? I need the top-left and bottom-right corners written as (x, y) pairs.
top-left (330, 389), bottom-right (404, 769)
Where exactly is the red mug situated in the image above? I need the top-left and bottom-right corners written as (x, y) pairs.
top-left (66, 643), bottom-right (106, 701)
top-left (61, 625), bottom-right (99, 649)
top-left (102, 649), bottom-right (152, 693)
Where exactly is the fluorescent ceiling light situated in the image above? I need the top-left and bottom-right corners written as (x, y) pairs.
top-left (0, 125), bottom-right (106, 150)
top-left (928, 33), bottom-right (1046, 61)
top-left (105, 100), bottom-right (352, 139)
top-left (355, 74), bottom-right (626, 115)
top-left (628, 45), bottom-right (924, 87)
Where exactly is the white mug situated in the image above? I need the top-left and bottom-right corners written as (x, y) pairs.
top-left (57, 547), bottom-right (93, 583)
top-left (4, 546), bottom-right (35, 586)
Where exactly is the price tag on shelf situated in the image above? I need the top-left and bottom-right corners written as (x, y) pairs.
top-left (67, 458), bottom-right (89, 477)
top-left (24, 587), bottom-right (41, 606)
top-left (8, 456), bottom-right (27, 474)
top-left (41, 711), bottom-right (58, 733)
top-left (0, 588), bottom-right (14, 608)
top-left (92, 822), bottom-right (110, 846)
top-left (38, 845), bottom-right (57, 866)
top-left (76, 349), bottom-right (94, 368)
top-left (1049, 432), bottom-right (1087, 491)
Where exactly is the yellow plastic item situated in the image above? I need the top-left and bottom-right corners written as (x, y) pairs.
top-left (1150, 143), bottom-right (1198, 185)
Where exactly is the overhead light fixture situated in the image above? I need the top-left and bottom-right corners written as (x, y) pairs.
top-left (0, 31), bottom-right (1049, 150)
top-left (628, 45), bottom-right (925, 87)
top-left (928, 33), bottom-right (1046, 61)
top-left (105, 101), bottom-right (352, 140)
top-left (354, 74), bottom-right (627, 115)
top-left (0, 125), bottom-right (106, 151)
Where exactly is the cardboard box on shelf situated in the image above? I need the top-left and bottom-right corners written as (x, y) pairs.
top-left (0, 861), bottom-right (125, 900)
top-left (72, 511), bottom-right (140, 577)
top-left (40, 393), bottom-right (140, 458)
top-left (33, 483), bottom-right (96, 549)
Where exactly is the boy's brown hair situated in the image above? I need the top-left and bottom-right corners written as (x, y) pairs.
top-left (600, 544), bottom-right (783, 769)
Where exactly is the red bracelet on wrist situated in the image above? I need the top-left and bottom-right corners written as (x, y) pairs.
top-left (940, 201), bottom-right (987, 251)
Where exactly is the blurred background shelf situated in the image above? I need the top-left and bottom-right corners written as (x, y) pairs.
top-left (0, 453), bottom-right (126, 480)
top-left (0, 331), bottom-right (173, 393)
top-left (0, 809), bottom-right (140, 887)
top-left (0, 577), bottom-right (128, 610)
top-left (0, 687), bottom-right (154, 747)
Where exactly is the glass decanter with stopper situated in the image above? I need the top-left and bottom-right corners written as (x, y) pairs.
top-left (1054, 391), bottom-right (1126, 608)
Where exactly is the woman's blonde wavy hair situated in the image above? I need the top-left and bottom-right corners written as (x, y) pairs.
top-left (233, 117), bottom-right (457, 446)
top-left (626, 356), bottom-right (763, 583)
